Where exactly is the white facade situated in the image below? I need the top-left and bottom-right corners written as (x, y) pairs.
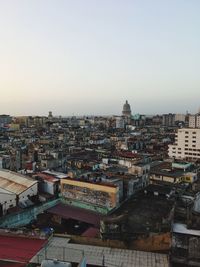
top-left (18, 182), bottom-right (38, 203)
top-left (189, 114), bottom-right (200, 128)
top-left (168, 128), bottom-right (200, 160)
top-left (0, 170), bottom-right (38, 214)
top-left (0, 188), bottom-right (16, 215)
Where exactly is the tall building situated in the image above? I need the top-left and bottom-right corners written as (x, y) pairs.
top-left (168, 128), bottom-right (200, 160)
top-left (162, 113), bottom-right (175, 127)
top-left (0, 114), bottom-right (12, 126)
top-left (189, 114), bottom-right (200, 128)
top-left (122, 100), bottom-right (131, 117)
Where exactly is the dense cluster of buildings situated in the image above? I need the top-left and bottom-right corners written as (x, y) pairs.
top-left (0, 103), bottom-right (200, 266)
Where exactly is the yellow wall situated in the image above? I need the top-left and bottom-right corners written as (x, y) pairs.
top-left (61, 178), bottom-right (118, 209)
top-left (9, 123), bottom-right (20, 131)
top-left (61, 179), bottom-right (117, 194)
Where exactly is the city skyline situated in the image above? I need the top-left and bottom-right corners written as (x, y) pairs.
top-left (0, 0), bottom-right (200, 116)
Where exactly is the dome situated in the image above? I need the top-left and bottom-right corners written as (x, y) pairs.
top-left (122, 100), bottom-right (131, 117)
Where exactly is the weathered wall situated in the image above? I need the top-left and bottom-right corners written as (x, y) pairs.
top-left (55, 232), bottom-right (171, 252)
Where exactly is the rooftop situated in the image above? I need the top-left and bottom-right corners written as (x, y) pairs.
top-left (0, 235), bottom-right (47, 263)
top-left (47, 203), bottom-right (102, 227)
top-left (34, 173), bottom-right (59, 183)
top-left (0, 170), bottom-right (37, 195)
top-left (173, 223), bottom-right (200, 236)
top-left (31, 236), bottom-right (169, 267)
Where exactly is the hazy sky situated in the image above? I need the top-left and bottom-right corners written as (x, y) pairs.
top-left (0, 0), bottom-right (200, 116)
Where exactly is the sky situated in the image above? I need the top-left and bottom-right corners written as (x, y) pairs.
top-left (0, 0), bottom-right (200, 116)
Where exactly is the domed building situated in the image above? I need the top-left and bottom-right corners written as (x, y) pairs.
top-left (122, 100), bottom-right (131, 117)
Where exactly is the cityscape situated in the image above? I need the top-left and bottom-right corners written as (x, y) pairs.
top-left (1, 104), bottom-right (200, 267)
top-left (1, 1), bottom-right (200, 267)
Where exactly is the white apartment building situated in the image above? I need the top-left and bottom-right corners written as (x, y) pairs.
top-left (168, 128), bottom-right (200, 160)
top-left (189, 114), bottom-right (200, 128)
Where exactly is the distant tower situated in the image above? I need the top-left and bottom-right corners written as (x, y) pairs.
top-left (122, 100), bottom-right (131, 117)
top-left (48, 111), bottom-right (53, 118)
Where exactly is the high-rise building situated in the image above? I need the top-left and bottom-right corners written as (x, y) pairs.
top-left (0, 114), bottom-right (12, 126)
top-left (168, 128), bottom-right (200, 160)
top-left (122, 100), bottom-right (131, 117)
top-left (162, 113), bottom-right (175, 127)
top-left (189, 114), bottom-right (200, 128)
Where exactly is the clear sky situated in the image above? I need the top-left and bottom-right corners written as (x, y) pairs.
top-left (0, 0), bottom-right (200, 116)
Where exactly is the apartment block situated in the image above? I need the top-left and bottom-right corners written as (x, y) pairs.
top-left (189, 114), bottom-right (200, 128)
top-left (168, 128), bottom-right (200, 160)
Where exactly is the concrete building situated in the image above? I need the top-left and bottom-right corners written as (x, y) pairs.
top-left (0, 170), bottom-right (38, 215)
top-left (189, 114), bottom-right (200, 128)
top-left (0, 114), bottom-right (12, 126)
top-left (168, 128), bottom-right (200, 161)
top-left (171, 223), bottom-right (200, 266)
top-left (115, 116), bottom-right (125, 129)
top-left (61, 178), bottom-right (119, 213)
top-left (162, 113), bottom-right (175, 127)
top-left (33, 173), bottom-right (60, 196)
top-left (150, 161), bottom-right (198, 185)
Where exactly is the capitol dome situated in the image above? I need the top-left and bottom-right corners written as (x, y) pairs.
top-left (122, 100), bottom-right (131, 117)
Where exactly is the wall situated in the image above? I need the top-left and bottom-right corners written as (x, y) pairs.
top-left (42, 180), bottom-right (55, 195)
top-left (18, 182), bottom-right (38, 202)
top-left (61, 179), bottom-right (119, 210)
top-left (0, 198), bottom-right (60, 228)
top-left (55, 232), bottom-right (171, 252)
top-left (0, 191), bottom-right (16, 215)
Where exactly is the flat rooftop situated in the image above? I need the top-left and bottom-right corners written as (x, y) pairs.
top-left (31, 236), bottom-right (169, 267)
top-left (111, 193), bottom-right (174, 234)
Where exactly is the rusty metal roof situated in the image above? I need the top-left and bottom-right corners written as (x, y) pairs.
top-left (0, 170), bottom-right (37, 195)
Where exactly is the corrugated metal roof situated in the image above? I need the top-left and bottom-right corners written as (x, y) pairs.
top-left (35, 173), bottom-right (59, 183)
top-left (0, 235), bottom-right (47, 263)
top-left (47, 203), bottom-right (102, 227)
top-left (0, 170), bottom-right (37, 195)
